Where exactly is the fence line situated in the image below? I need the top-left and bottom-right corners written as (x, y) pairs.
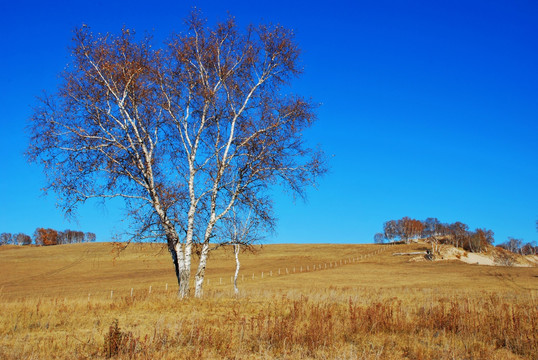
top-left (200, 242), bottom-right (395, 289)
top-left (83, 243), bottom-right (397, 299)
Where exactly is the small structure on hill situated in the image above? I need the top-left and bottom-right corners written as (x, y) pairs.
top-left (424, 249), bottom-right (434, 261)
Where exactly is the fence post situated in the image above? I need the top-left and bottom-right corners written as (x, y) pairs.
top-left (149, 285), bottom-right (152, 294)
top-left (110, 290), bottom-right (113, 299)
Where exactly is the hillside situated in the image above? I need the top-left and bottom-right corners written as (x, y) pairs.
top-left (1, 242), bottom-right (536, 300)
top-left (1, 242), bottom-right (537, 359)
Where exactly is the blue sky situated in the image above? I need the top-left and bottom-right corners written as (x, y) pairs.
top-left (0, 0), bottom-right (536, 245)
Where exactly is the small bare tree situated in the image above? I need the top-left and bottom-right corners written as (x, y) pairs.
top-left (0, 233), bottom-right (13, 245)
top-left (373, 233), bottom-right (385, 244)
top-left (218, 207), bottom-right (265, 295)
top-left (506, 237), bottom-right (523, 254)
top-left (27, 12), bottom-right (325, 298)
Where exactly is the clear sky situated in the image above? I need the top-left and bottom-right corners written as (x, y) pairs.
top-left (0, 0), bottom-right (536, 245)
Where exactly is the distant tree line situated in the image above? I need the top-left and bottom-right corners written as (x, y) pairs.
top-left (497, 237), bottom-right (537, 255)
top-left (0, 233), bottom-right (32, 246)
top-left (374, 217), bottom-right (494, 253)
top-left (500, 219), bottom-right (538, 255)
top-left (375, 217), bottom-right (537, 255)
top-left (0, 229), bottom-right (96, 246)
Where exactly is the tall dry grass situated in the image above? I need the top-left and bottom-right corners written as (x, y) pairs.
top-left (0, 287), bottom-right (536, 359)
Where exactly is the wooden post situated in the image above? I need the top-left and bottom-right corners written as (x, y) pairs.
top-left (131, 288), bottom-right (133, 297)
top-left (110, 290), bottom-right (113, 299)
top-left (149, 285), bottom-right (152, 294)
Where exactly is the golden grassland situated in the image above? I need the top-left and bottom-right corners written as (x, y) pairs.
top-left (0, 242), bottom-right (537, 359)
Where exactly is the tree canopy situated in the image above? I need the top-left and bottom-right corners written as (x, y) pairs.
top-left (27, 12), bottom-right (326, 297)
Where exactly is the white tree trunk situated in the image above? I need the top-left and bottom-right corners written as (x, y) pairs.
top-left (176, 242), bottom-right (190, 298)
top-left (233, 244), bottom-right (240, 295)
top-left (194, 243), bottom-right (210, 298)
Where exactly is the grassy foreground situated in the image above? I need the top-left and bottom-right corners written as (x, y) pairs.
top-left (0, 242), bottom-right (537, 359)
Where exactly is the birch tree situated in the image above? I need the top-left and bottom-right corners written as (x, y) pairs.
top-left (27, 12), bottom-right (325, 298)
top-left (218, 207), bottom-right (265, 295)
top-left (383, 220), bottom-right (398, 242)
top-left (373, 232), bottom-right (385, 244)
top-left (424, 217), bottom-right (443, 254)
top-left (0, 233), bottom-right (13, 245)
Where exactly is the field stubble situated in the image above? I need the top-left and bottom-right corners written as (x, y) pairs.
top-left (0, 243), bottom-right (537, 359)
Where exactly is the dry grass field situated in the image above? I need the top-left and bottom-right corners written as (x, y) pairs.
top-left (1, 242), bottom-right (537, 359)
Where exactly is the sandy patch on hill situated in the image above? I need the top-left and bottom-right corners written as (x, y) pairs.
top-left (396, 242), bottom-right (535, 267)
top-left (436, 246), bottom-right (536, 267)
top-left (459, 252), bottom-right (495, 266)
top-left (440, 246), bottom-right (495, 265)
top-left (523, 255), bottom-right (538, 265)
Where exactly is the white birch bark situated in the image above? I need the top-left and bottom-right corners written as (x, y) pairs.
top-left (233, 244), bottom-right (240, 295)
top-left (194, 242), bottom-right (211, 297)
